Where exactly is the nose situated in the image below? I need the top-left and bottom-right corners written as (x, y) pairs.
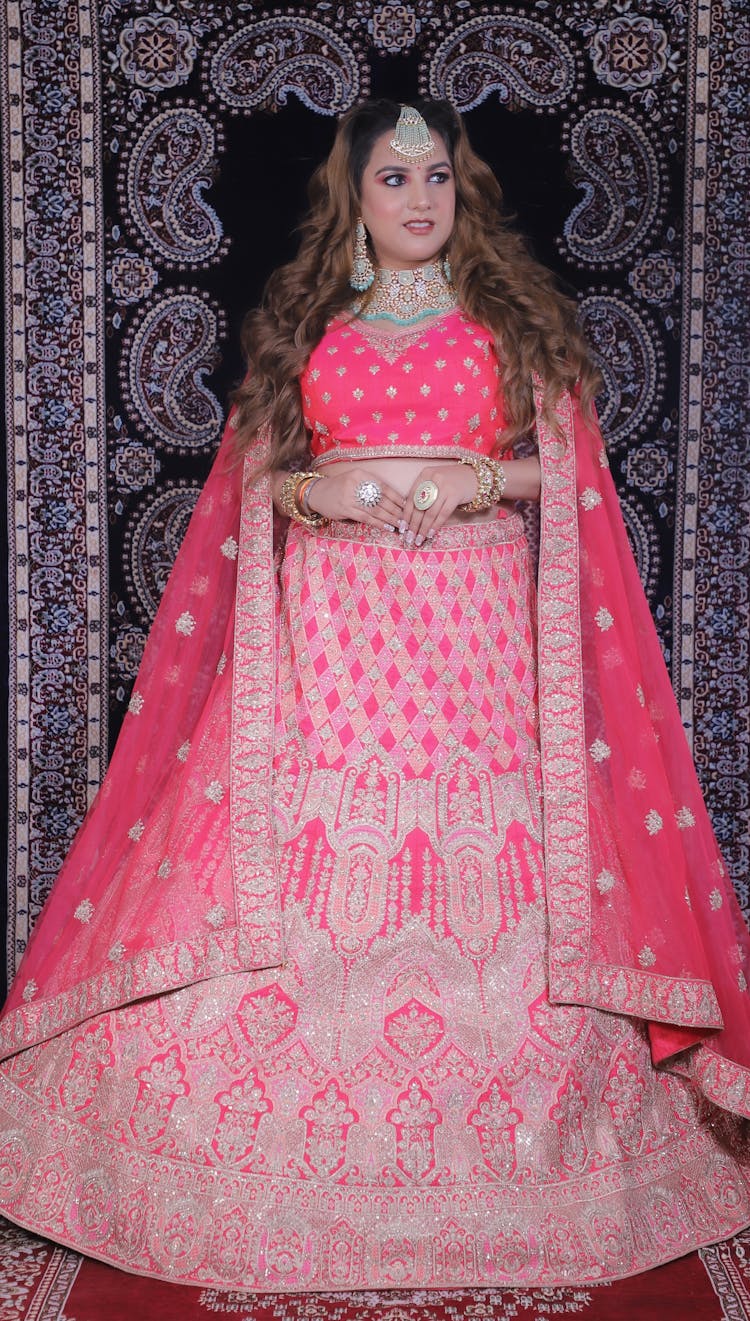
top-left (407, 176), bottom-right (431, 210)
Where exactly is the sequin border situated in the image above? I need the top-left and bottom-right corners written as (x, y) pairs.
top-left (230, 442), bottom-right (284, 966)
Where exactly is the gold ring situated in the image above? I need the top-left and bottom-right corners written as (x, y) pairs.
top-left (414, 480), bottom-right (439, 511)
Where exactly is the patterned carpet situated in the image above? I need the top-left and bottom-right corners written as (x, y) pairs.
top-left (2, 1218), bottom-right (750, 1320)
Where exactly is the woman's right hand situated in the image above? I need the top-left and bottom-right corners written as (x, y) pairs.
top-left (305, 467), bottom-right (405, 530)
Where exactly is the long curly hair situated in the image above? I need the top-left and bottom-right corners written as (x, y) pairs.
top-left (232, 98), bottom-right (599, 471)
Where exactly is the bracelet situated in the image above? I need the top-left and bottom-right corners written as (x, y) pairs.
top-left (297, 475), bottom-right (321, 517)
top-left (278, 471), bottom-right (328, 527)
top-left (458, 455), bottom-right (508, 511)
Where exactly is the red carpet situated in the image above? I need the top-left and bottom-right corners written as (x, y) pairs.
top-left (2, 1219), bottom-right (748, 1320)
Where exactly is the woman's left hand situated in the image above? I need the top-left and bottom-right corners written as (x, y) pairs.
top-left (400, 464), bottom-right (479, 544)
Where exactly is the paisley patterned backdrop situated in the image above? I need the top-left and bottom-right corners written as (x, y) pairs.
top-left (1, 0), bottom-right (747, 999)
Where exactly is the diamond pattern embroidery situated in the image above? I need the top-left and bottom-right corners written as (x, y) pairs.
top-left (284, 532), bottom-right (537, 778)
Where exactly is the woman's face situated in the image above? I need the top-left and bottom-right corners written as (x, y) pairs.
top-left (358, 129), bottom-right (455, 270)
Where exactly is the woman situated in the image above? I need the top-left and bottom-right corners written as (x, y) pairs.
top-left (0, 98), bottom-right (748, 1291)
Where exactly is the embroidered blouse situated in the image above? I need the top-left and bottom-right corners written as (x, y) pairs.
top-left (301, 309), bottom-right (508, 467)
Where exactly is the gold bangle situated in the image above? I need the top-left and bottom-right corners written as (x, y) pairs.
top-left (278, 471), bottom-right (328, 527)
top-left (454, 457), bottom-right (493, 512)
top-left (491, 457), bottom-right (507, 503)
top-left (459, 455), bottom-right (507, 511)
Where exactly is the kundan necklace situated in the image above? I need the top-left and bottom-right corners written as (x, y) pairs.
top-left (354, 262), bottom-right (458, 326)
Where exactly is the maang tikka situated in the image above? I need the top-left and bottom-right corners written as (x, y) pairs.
top-left (389, 105), bottom-right (435, 162)
top-left (350, 217), bottom-right (375, 291)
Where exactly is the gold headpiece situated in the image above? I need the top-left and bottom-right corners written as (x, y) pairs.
top-left (389, 105), bottom-right (435, 162)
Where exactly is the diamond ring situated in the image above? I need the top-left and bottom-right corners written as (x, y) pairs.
top-left (355, 479), bottom-right (383, 509)
top-left (413, 479), bottom-right (439, 511)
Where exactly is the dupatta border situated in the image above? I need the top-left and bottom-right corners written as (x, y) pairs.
top-left (675, 1045), bottom-right (750, 1118)
top-left (534, 382), bottom-right (721, 1029)
top-left (0, 929), bottom-right (255, 1057)
top-left (229, 445), bottom-right (284, 966)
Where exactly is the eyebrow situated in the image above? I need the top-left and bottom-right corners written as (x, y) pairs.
top-left (373, 159), bottom-right (452, 177)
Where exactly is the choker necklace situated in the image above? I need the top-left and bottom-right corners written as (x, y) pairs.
top-left (354, 263), bottom-right (458, 326)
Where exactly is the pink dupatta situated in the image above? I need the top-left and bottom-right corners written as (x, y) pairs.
top-left (0, 417), bottom-right (283, 1050)
top-left (2, 391), bottom-right (749, 1118)
top-left (535, 383), bottom-right (750, 1114)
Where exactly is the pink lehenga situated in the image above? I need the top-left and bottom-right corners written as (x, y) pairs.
top-left (0, 320), bottom-right (749, 1291)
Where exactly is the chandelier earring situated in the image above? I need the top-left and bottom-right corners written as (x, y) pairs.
top-left (350, 218), bottom-right (375, 292)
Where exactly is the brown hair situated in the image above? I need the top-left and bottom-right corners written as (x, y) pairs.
top-left (232, 98), bottom-right (599, 471)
